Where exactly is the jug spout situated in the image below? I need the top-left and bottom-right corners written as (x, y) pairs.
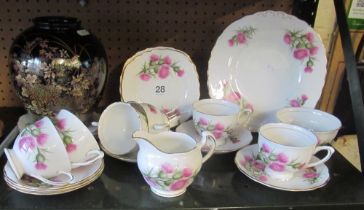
top-left (133, 130), bottom-right (159, 153)
top-left (133, 130), bottom-right (198, 154)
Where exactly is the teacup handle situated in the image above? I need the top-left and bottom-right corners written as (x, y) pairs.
top-left (306, 146), bottom-right (335, 168)
top-left (238, 107), bottom-right (253, 126)
top-left (71, 149), bottom-right (104, 168)
top-left (29, 171), bottom-right (73, 186)
top-left (199, 131), bottom-right (216, 163)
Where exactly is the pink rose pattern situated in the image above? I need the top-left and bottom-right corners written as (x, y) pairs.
top-left (18, 136), bottom-right (36, 152)
top-left (147, 104), bottom-right (158, 114)
top-left (303, 167), bottom-right (321, 184)
top-left (257, 143), bottom-right (305, 172)
top-left (142, 163), bottom-right (194, 191)
top-left (228, 26), bottom-right (256, 47)
top-left (240, 153), bottom-right (321, 184)
top-left (221, 80), bottom-right (254, 112)
top-left (240, 155), bottom-right (267, 181)
top-left (138, 54), bottom-right (184, 81)
top-left (56, 118), bottom-right (66, 131)
top-left (18, 119), bottom-right (48, 170)
top-left (161, 163), bottom-right (174, 174)
top-left (284, 31), bottom-right (319, 73)
top-left (193, 117), bottom-right (239, 143)
top-left (289, 94), bottom-right (308, 107)
top-left (55, 118), bottom-right (77, 153)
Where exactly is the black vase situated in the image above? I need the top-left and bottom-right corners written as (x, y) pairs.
top-left (9, 16), bottom-right (107, 119)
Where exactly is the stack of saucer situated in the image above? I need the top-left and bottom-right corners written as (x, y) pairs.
top-left (4, 159), bottom-right (104, 195)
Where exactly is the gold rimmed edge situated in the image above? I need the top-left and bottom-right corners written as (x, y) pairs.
top-left (4, 161), bottom-right (104, 194)
top-left (119, 47), bottom-right (200, 127)
top-left (4, 161), bottom-right (104, 192)
top-left (4, 162), bottom-right (104, 195)
top-left (4, 160), bottom-right (104, 189)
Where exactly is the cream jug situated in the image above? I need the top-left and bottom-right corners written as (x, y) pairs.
top-left (133, 130), bottom-right (216, 197)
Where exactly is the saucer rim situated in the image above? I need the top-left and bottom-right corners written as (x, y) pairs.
top-left (3, 160), bottom-right (104, 195)
top-left (99, 143), bottom-right (137, 163)
top-left (234, 144), bottom-right (330, 191)
top-left (4, 165), bottom-right (103, 195)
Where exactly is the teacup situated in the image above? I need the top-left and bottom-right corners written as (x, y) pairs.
top-left (258, 123), bottom-right (335, 181)
top-left (55, 109), bottom-right (104, 168)
top-left (98, 102), bottom-right (171, 157)
top-left (192, 99), bottom-right (252, 146)
top-left (4, 117), bottom-right (73, 186)
top-left (276, 107), bottom-right (342, 145)
top-left (98, 102), bottom-right (147, 156)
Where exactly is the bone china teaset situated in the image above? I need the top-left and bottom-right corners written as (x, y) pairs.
top-left (4, 11), bottom-right (343, 196)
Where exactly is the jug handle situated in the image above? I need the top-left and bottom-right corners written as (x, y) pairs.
top-left (200, 131), bottom-right (216, 163)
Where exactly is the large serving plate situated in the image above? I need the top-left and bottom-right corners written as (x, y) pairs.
top-left (208, 11), bottom-right (327, 131)
top-left (120, 47), bottom-right (200, 127)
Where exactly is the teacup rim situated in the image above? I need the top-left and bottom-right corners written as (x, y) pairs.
top-left (193, 98), bottom-right (240, 117)
top-left (276, 107), bottom-right (342, 132)
top-left (57, 109), bottom-right (96, 137)
top-left (98, 102), bottom-right (141, 155)
top-left (259, 123), bottom-right (318, 149)
top-left (98, 102), bottom-right (142, 130)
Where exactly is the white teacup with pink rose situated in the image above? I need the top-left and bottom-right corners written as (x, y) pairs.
top-left (258, 123), bottom-right (335, 181)
top-left (4, 117), bottom-right (73, 186)
top-left (192, 99), bottom-right (252, 146)
top-left (54, 109), bottom-right (104, 169)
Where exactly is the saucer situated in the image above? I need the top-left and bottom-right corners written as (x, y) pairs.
top-left (234, 144), bottom-right (330, 191)
top-left (120, 47), bottom-right (200, 128)
top-left (3, 159), bottom-right (104, 195)
top-left (100, 143), bottom-right (137, 163)
top-left (176, 120), bottom-right (253, 154)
